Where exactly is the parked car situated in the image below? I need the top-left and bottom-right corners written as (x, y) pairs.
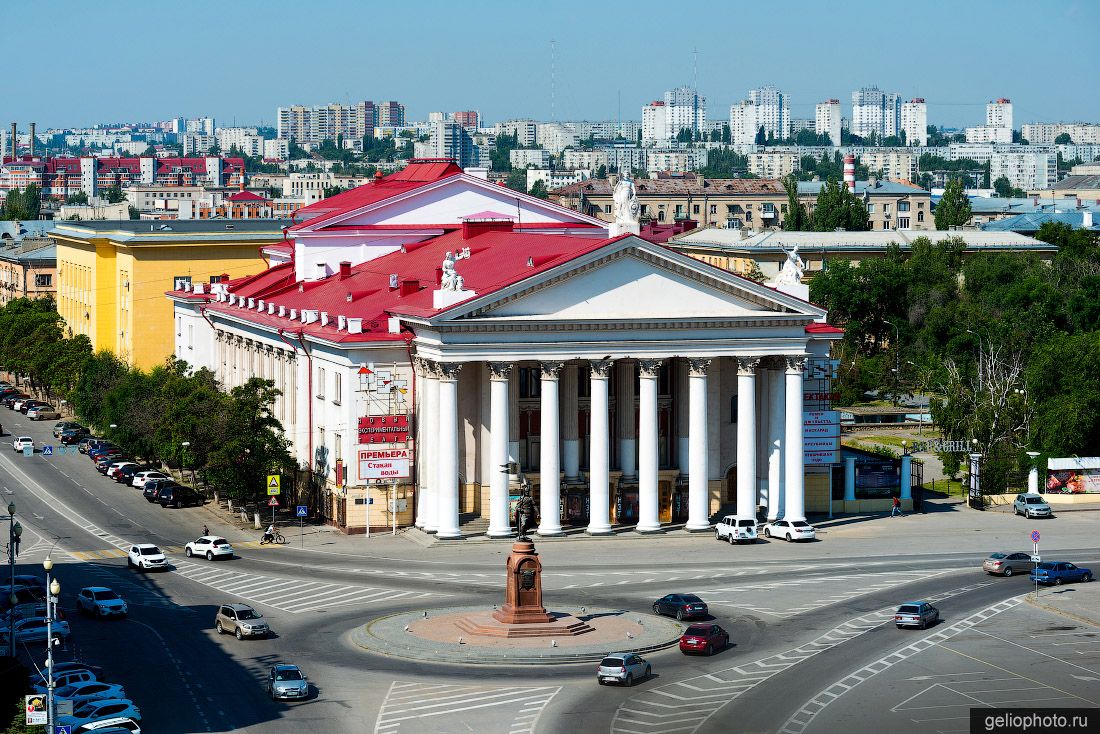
top-left (596, 652), bottom-right (651, 686)
top-left (32, 661), bottom-right (104, 684)
top-left (1, 602), bottom-right (48, 627)
top-left (13, 436), bottom-right (33, 453)
top-left (126, 544), bottom-right (167, 571)
top-left (73, 717), bottom-right (142, 733)
top-left (714, 515), bottom-right (758, 544)
top-left (1, 393), bottom-right (28, 408)
top-left (60, 430), bottom-right (87, 445)
top-left (983, 551), bottom-right (1035, 577)
top-left (90, 450), bottom-right (123, 466)
top-left (79, 437), bottom-right (105, 454)
top-left (9, 397), bottom-right (34, 411)
top-left (0, 616), bottom-right (71, 646)
top-left (215, 603), bottom-right (270, 639)
top-left (114, 464), bottom-right (144, 484)
top-left (895, 601), bottom-right (940, 629)
top-left (97, 457), bottom-right (132, 474)
top-left (76, 587), bottom-right (128, 618)
top-left (58, 699), bottom-right (142, 730)
top-left (185, 536), bottom-right (233, 560)
top-left (31, 668), bottom-right (99, 693)
top-left (131, 471), bottom-right (169, 489)
top-left (762, 519), bottom-right (817, 542)
top-left (19, 399), bottom-right (47, 414)
top-left (106, 461), bottom-right (138, 480)
top-left (1013, 493), bottom-right (1053, 519)
top-left (143, 482), bottom-right (179, 503)
top-left (27, 405), bottom-right (62, 421)
top-left (0, 585), bottom-right (47, 611)
top-left (54, 681), bottom-right (129, 705)
top-left (12, 575), bottom-right (45, 591)
top-left (158, 485), bottom-right (203, 509)
top-left (652, 593), bottom-right (708, 620)
top-left (679, 623), bottom-right (729, 655)
top-left (268, 664), bottom-right (309, 700)
top-left (1029, 562), bottom-right (1093, 586)
top-left (54, 421), bottom-right (85, 438)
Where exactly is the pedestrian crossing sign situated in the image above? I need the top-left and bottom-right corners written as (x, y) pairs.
top-left (296, 505), bottom-right (308, 517)
top-left (22, 447), bottom-right (32, 457)
top-left (42, 445), bottom-right (53, 456)
top-left (267, 474), bottom-right (281, 495)
top-left (268, 496), bottom-right (279, 507)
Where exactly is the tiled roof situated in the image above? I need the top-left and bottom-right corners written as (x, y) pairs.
top-left (797, 179), bottom-right (928, 196)
top-left (228, 191), bottom-right (269, 202)
top-left (1048, 174), bottom-right (1100, 190)
top-left (671, 226), bottom-right (1055, 251)
top-left (552, 177), bottom-right (785, 197)
top-left (982, 211), bottom-right (1100, 232)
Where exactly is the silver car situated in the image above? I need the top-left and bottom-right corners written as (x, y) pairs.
top-left (1013, 493), bottom-right (1053, 519)
top-left (895, 601), bottom-right (939, 630)
top-left (268, 664), bottom-right (309, 700)
top-left (596, 652), bottom-right (651, 686)
top-left (982, 551), bottom-right (1034, 577)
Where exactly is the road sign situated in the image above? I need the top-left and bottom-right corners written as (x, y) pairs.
top-left (296, 505), bottom-right (308, 517)
top-left (22, 446), bottom-right (31, 457)
top-left (1031, 554), bottom-right (1041, 563)
top-left (268, 496), bottom-right (279, 507)
top-left (55, 726), bottom-right (72, 734)
top-left (25, 695), bottom-right (46, 725)
top-left (1031, 530), bottom-right (1041, 543)
top-left (42, 445), bottom-right (53, 456)
top-left (267, 474), bottom-right (281, 496)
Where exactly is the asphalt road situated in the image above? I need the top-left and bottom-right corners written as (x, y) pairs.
top-left (2, 409), bottom-right (1098, 734)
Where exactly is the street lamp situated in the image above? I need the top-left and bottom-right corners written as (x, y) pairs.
top-left (181, 441), bottom-right (192, 485)
top-left (42, 556), bottom-right (60, 731)
top-left (3, 501), bottom-right (21, 657)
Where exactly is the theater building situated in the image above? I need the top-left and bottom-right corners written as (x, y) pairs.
top-left (169, 161), bottom-right (840, 536)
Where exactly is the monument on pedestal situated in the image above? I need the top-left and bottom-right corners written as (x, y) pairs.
top-left (771, 243), bottom-right (810, 300)
top-left (493, 484), bottom-right (552, 624)
top-left (609, 174), bottom-right (641, 238)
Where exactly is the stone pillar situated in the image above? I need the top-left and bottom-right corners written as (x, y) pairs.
top-left (676, 358), bottom-right (690, 475)
top-left (412, 358), bottom-right (429, 529)
top-left (435, 362), bottom-right (463, 539)
top-left (844, 456), bottom-right (856, 502)
top-left (900, 455), bottom-right (912, 500)
top-left (686, 358), bottom-right (711, 531)
top-left (783, 357), bottom-right (806, 522)
top-left (617, 360), bottom-right (637, 478)
top-left (538, 361), bottom-right (564, 536)
top-left (560, 363), bottom-right (581, 482)
top-left (508, 370), bottom-right (520, 481)
top-left (1027, 452), bottom-right (1040, 494)
top-left (637, 359), bottom-right (662, 532)
top-left (422, 362), bottom-right (441, 532)
top-left (587, 360), bottom-right (613, 534)
top-left (767, 363), bottom-right (785, 521)
top-left (736, 357), bottom-right (760, 520)
top-left (487, 362), bottom-right (513, 538)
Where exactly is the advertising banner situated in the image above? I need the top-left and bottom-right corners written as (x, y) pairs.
top-left (358, 448), bottom-right (411, 480)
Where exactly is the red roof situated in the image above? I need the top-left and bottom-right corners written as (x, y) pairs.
top-left (804, 322), bottom-right (844, 335)
top-left (228, 191), bottom-right (269, 202)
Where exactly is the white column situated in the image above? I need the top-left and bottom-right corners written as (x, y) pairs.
top-left (844, 456), bottom-right (857, 502)
top-left (508, 371), bottom-right (520, 481)
top-left (422, 362), bottom-right (440, 532)
top-left (900, 455), bottom-right (912, 500)
top-left (561, 363), bottom-right (581, 482)
top-left (538, 361), bottom-right (564, 536)
top-left (676, 359), bottom-right (690, 475)
top-left (412, 358), bottom-right (431, 529)
top-left (435, 363), bottom-right (462, 539)
top-left (487, 362), bottom-right (513, 538)
top-left (587, 360), bottom-right (612, 534)
top-left (1027, 452), bottom-right (1040, 494)
top-left (637, 359), bottom-right (662, 532)
top-left (686, 358), bottom-right (711, 531)
top-left (737, 357), bottom-right (760, 521)
top-left (767, 364), bottom-right (785, 521)
top-left (617, 360), bottom-right (636, 478)
top-left (783, 357), bottom-right (806, 522)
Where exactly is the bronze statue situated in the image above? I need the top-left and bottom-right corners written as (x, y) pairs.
top-left (513, 480), bottom-right (539, 540)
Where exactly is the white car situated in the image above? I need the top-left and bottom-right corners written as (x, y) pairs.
top-left (13, 436), bottom-right (33, 452)
top-left (762, 519), bottom-right (817, 542)
top-left (185, 536), bottom-right (234, 561)
top-left (58, 699), bottom-right (142, 730)
top-left (0, 616), bottom-right (71, 646)
top-left (76, 587), bottom-right (128, 618)
top-left (106, 461), bottom-right (137, 480)
top-left (55, 681), bottom-right (129, 705)
top-left (131, 471), bottom-right (169, 489)
top-left (126, 544), bottom-right (167, 571)
top-left (74, 716), bottom-right (142, 733)
top-left (714, 515), bottom-right (758, 544)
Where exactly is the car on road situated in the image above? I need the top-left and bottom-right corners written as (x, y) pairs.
top-left (185, 536), bottom-right (233, 560)
top-left (76, 587), bottom-right (128, 618)
top-left (652, 593), bottom-right (709, 620)
top-left (126, 544), bottom-right (167, 571)
top-left (27, 405), bottom-right (61, 421)
top-left (79, 437), bottom-right (105, 454)
top-left (19, 399), bottom-right (47, 414)
top-left (762, 519), bottom-right (817, 542)
top-left (895, 601), bottom-right (940, 629)
top-left (13, 436), bottom-right (33, 452)
top-left (268, 664), bottom-right (309, 700)
top-left (1029, 561), bottom-right (1093, 586)
top-left (1, 602), bottom-right (48, 627)
top-left (983, 552), bottom-right (1035, 577)
top-left (60, 429), bottom-right (88, 445)
top-left (157, 485), bottom-right (203, 509)
top-left (73, 716), bottom-right (142, 733)
top-left (143, 482), bottom-right (179, 503)
top-left (679, 623), bottom-right (729, 655)
top-left (31, 668), bottom-right (100, 693)
top-left (114, 464), bottom-right (145, 484)
top-left (12, 574), bottom-right (45, 591)
top-left (84, 440), bottom-right (115, 456)
top-left (54, 421), bottom-right (86, 438)
top-left (1, 392), bottom-right (29, 407)
top-left (105, 460), bottom-right (137, 479)
top-left (58, 700), bottom-right (142, 731)
top-left (1013, 493), bottom-right (1053, 519)
top-left (596, 652), bottom-right (651, 686)
top-left (11, 397), bottom-right (36, 411)
top-left (97, 457), bottom-right (132, 475)
top-left (0, 616), bottom-right (72, 646)
top-left (31, 662), bottom-right (104, 686)
top-left (131, 471), bottom-right (169, 489)
top-left (215, 603), bottom-right (270, 639)
top-left (55, 681), bottom-right (129, 705)
top-left (714, 515), bottom-right (758, 544)
top-left (0, 585), bottom-right (46, 611)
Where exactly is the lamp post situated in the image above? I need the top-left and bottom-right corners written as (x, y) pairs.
top-left (42, 556), bottom-right (60, 731)
top-left (3, 502), bottom-right (21, 657)
top-left (181, 441), bottom-right (192, 486)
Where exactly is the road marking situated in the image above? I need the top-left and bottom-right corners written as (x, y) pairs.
top-left (375, 681), bottom-right (560, 734)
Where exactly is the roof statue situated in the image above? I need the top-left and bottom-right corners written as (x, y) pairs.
top-left (612, 174), bottom-right (640, 226)
top-left (439, 247), bottom-right (472, 292)
top-left (774, 244), bottom-right (806, 287)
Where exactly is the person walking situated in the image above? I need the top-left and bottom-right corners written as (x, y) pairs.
top-left (891, 495), bottom-right (902, 517)
top-left (202, 524), bottom-right (209, 537)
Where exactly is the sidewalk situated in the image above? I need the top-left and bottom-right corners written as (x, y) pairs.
top-left (1025, 580), bottom-right (1100, 629)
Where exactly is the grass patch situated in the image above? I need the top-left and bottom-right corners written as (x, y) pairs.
top-left (923, 478), bottom-right (966, 496)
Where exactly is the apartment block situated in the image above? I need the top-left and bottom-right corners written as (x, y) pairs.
top-left (815, 100), bottom-right (842, 146)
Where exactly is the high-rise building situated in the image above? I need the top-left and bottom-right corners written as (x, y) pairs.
top-left (986, 98), bottom-right (1013, 131)
top-left (429, 120), bottom-right (476, 168)
top-left (851, 87), bottom-right (900, 139)
top-left (453, 111), bottom-right (480, 129)
top-left (277, 105), bottom-right (313, 143)
top-left (496, 119), bottom-right (538, 147)
top-left (663, 86), bottom-right (706, 140)
top-left (642, 102), bottom-right (668, 145)
top-left (990, 150), bottom-right (1055, 191)
top-left (728, 100), bottom-right (758, 146)
top-left (748, 86), bottom-right (790, 140)
top-left (378, 101), bottom-right (406, 128)
top-left (278, 101), bottom-right (385, 144)
top-left (815, 99), bottom-right (842, 147)
top-left (900, 99), bottom-right (928, 146)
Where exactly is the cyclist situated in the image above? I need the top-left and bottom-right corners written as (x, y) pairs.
top-left (262, 524), bottom-right (276, 544)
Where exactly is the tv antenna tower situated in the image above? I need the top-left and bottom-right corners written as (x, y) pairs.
top-left (550, 39), bottom-right (557, 122)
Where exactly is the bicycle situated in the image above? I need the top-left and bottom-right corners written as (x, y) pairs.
top-left (260, 531), bottom-right (285, 545)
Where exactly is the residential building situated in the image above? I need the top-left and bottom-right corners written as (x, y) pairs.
top-left (900, 99), bottom-right (928, 146)
top-left (429, 120), bottom-right (477, 168)
top-left (277, 105), bottom-right (312, 143)
top-left (981, 209), bottom-right (1099, 235)
top-left (1032, 174), bottom-right (1100, 201)
top-left (646, 149), bottom-right (705, 175)
top-left (168, 158), bottom-right (838, 534)
top-left (748, 86), bottom-right (790, 140)
top-left (749, 152), bottom-right (799, 178)
top-left (0, 221), bottom-right (55, 305)
top-left (986, 98), bottom-right (1013, 130)
top-left (816, 100), bottom-right (842, 147)
top-left (797, 179), bottom-right (932, 231)
top-left (510, 149), bottom-right (551, 169)
top-left (495, 119), bottom-right (538, 147)
top-left (535, 123), bottom-right (578, 154)
top-left (263, 138), bottom-right (289, 160)
top-left (185, 117), bottom-right (216, 136)
top-left (965, 125), bottom-right (1012, 144)
top-left (565, 121), bottom-right (641, 142)
top-left (1021, 122), bottom-right (1100, 146)
top-left (990, 150), bottom-right (1056, 191)
top-left (851, 87), bottom-right (900, 139)
top-left (526, 168), bottom-right (590, 192)
top-left (729, 100), bottom-right (758, 146)
top-left (562, 149), bottom-right (610, 171)
top-left (860, 150), bottom-right (917, 181)
top-left (53, 219), bottom-right (289, 370)
top-left (453, 111), bottom-right (480, 129)
top-left (664, 86), bottom-right (707, 140)
top-left (0, 155), bottom-right (245, 200)
top-left (278, 100), bottom-right (385, 144)
top-left (1070, 160), bottom-right (1100, 176)
top-left (791, 119), bottom-right (814, 134)
top-left (216, 127), bottom-right (261, 154)
top-left (642, 101), bottom-right (668, 145)
top-left (182, 133), bottom-right (216, 154)
top-left (552, 175), bottom-right (788, 228)
top-left (377, 101), bottom-right (406, 128)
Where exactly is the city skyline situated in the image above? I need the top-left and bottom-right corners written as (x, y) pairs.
top-left (5, 0), bottom-right (1098, 130)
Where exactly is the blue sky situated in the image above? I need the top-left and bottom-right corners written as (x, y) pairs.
top-left (6, 0), bottom-right (1098, 129)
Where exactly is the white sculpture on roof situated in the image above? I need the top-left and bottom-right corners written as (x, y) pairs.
top-left (612, 174), bottom-right (640, 225)
top-left (440, 251), bottom-right (459, 290)
top-left (774, 244), bottom-right (806, 286)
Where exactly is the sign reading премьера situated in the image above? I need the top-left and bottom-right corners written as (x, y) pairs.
top-left (358, 448), bottom-right (411, 480)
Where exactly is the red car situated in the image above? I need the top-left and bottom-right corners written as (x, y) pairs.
top-left (679, 623), bottom-right (729, 655)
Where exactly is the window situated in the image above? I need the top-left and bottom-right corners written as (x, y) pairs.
top-left (709, 204), bottom-right (717, 214)
top-left (917, 210), bottom-right (925, 222)
top-left (692, 204), bottom-right (700, 214)
top-left (762, 202), bottom-right (775, 213)
top-left (675, 204), bottom-right (684, 215)
top-left (187, 323), bottom-right (194, 349)
top-left (898, 217), bottom-right (910, 229)
top-left (898, 201), bottom-right (910, 212)
top-left (173, 275), bottom-right (192, 290)
top-left (176, 316), bottom-right (182, 336)
top-left (316, 367), bottom-right (325, 398)
top-left (917, 201), bottom-right (925, 209)
top-left (658, 210), bottom-right (665, 221)
top-left (883, 203), bottom-right (891, 216)
top-left (333, 372), bottom-right (342, 404)
top-left (867, 203), bottom-right (875, 214)
top-left (34, 273), bottom-right (51, 288)
top-left (640, 204), bottom-right (649, 215)
top-left (604, 204), bottom-right (612, 213)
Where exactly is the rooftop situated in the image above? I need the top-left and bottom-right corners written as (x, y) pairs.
top-left (982, 211), bottom-right (1099, 232)
top-left (1047, 174), bottom-right (1100, 190)
top-left (52, 219), bottom-right (292, 244)
top-left (552, 177), bottom-right (785, 197)
top-left (670, 226), bottom-right (1055, 252)
top-left (797, 179), bottom-right (928, 196)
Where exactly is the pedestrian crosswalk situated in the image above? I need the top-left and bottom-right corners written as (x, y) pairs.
top-left (65, 558), bottom-right (184, 611)
top-left (375, 681), bottom-right (560, 734)
top-left (170, 559), bottom-right (446, 614)
top-left (66, 540), bottom-right (274, 560)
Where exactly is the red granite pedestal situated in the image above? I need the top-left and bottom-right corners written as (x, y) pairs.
top-left (492, 540), bottom-right (553, 624)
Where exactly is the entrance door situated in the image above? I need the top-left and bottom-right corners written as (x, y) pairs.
top-left (336, 496), bottom-right (347, 529)
top-left (725, 467), bottom-right (737, 513)
top-left (658, 481), bottom-right (672, 523)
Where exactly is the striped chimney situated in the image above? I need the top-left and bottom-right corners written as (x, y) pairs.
top-left (843, 154), bottom-right (856, 193)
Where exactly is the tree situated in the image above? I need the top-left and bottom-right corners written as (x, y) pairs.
top-left (204, 378), bottom-right (293, 501)
top-left (595, 164), bottom-right (607, 179)
top-left (21, 184), bottom-right (41, 219)
top-left (490, 132), bottom-right (519, 172)
top-left (934, 178), bottom-right (972, 230)
top-left (755, 126), bottom-right (766, 145)
top-left (528, 179), bottom-right (549, 199)
top-left (781, 174), bottom-right (808, 231)
top-left (128, 206), bottom-right (140, 220)
top-left (1054, 132), bottom-right (1073, 144)
top-left (698, 148), bottom-right (748, 178)
top-left (141, 145), bottom-right (158, 157)
top-left (504, 170), bottom-right (527, 193)
top-left (809, 178), bottom-right (870, 232)
top-left (721, 124), bottom-right (731, 144)
top-left (992, 176), bottom-right (1025, 198)
top-left (65, 191), bottom-right (89, 205)
top-left (103, 183), bottom-right (126, 204)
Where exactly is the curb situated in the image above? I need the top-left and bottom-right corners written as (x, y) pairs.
top-left (1023, 594), bottom-right (1100, 630)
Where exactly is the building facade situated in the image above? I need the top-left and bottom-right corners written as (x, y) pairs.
top-left (729, 101), bottom-right (758, 146)
top-left (748, 86), bottom-right (791, 140)
top-left (990, 151), bottom-right (1056, 191)
top-left (900, 99), bottom-right (928, 146)
top-left (816, 100), bottom-right (842, 147)
top-left (851, 87), bottom-right (900, 139)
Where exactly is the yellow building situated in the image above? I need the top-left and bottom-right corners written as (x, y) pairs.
top-left (53, 220), bottom-right (290, 370)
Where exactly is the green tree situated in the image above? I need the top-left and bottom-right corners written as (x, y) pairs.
top-left (781, 173), bottom-right (808, 231)
top-left (65, 190), bottom-right (89, 205)
top-left (103, 183), bottom-right (126, 204)
top-left (992, 176), bottom-right (1025, 198)
top-left (141, 145), bottom-right (158, 157)
top-left (698, 148), bottom-right (748, 178)
top-left (1054, 132), bottom-right (1072, 144)
top-left (504, 169), bottom-right (527, 192)
top-left (21, 184), bottom-right (41, 219)
top-left (934, 178), bottom-right (972, 230)
top-left (809, 178), bottom-right (869, 232)
top-left (490, 132), bottom-right (519, 172)
top-left (595, 164), bottom-right (607, 179)
top-left (721, 124), bottom-right (731, 144)
top-left (128, 205), bottom-right (140, 219)
top-left (528, 179), bottom-right (549, 199)
top-left (204, 378), bottom-right (293, 501)
top-left (754, 126), bottom-right (766, 145)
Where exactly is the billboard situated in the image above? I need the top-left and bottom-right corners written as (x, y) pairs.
top-left (1046, 466), bottom-right (1100, 494)
top-left (358, 448), bottom-right (411, 480)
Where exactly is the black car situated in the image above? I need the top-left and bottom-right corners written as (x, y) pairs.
top-left (652, 593), bottom-right (710, 620)
top-left (144, 482), bottom-right (180, 503)
top-left (158, 485), bottom-right (203, 508)
top-left (115, 464), bottom-right (145, 483)
top-left (1, 393), bottom-right (28, 408)
top-left (59, 429), bottom-right (87, 445)
top-left (18, 400), bottom-right (46, 414)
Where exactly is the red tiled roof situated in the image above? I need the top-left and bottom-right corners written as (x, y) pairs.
top-left (228, 191), bottom-right (269, 202)
top-left (804, 322), bottom-right (844, 334)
